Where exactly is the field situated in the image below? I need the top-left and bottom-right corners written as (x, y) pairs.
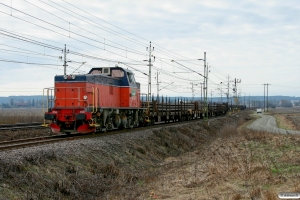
top-left (0, 109), bottom-right (300, 199)
top-left (0, 108), bottom-right (44, 124)
top-left (270, 107), bottom-right (300, 130)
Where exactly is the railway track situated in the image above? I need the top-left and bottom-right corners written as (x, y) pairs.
top-left (0, 134), bottom-right (77, 151)
top-left (0, 122), bottom-right (46, 131)
top-left (0, 115), bottom-right (229, 151)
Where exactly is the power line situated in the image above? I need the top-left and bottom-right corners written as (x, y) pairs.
top-left (0, 29), bottom-right (126, 65)
top-left (0, 2), bottom-right (213, 91)
top-left (24, 0), bottom-right (146, 57)
top-left (43, 0), bottom-right (147, 50)
top-left (0, 2), bottom-right (141, 55)
top-left (0, 5), bottom-right (142, 60)
top-left (0, 48), bottom-right (61, 62)
top-left (0, 29), bottom-right (62, 51)
top-left (0, 29), bottom-right (128, 67)
top-left (0, 58), bottom-right (60, 67)
top-left (0, 43), bottom-right (59, 58)
top-left (2, 2), bottom-right (206, 74)
top-left (60, 0), bottom-right (201, 61)
top-left (60, 0), bottom-right (149, 46)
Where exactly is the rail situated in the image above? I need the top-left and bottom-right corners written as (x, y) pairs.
top-left (0, 134), bottom-right (72, 151)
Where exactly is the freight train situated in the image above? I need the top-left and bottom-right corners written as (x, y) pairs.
top-left (43, 66), bottom-right (229, 134)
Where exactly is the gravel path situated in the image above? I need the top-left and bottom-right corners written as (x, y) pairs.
top-left (247, 114), bottom-right (300, 134)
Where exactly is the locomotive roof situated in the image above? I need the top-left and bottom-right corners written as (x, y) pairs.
top-left (87, 67), bottom-right (133, 75)
top-left (54, 66), bottom-right (139, 88)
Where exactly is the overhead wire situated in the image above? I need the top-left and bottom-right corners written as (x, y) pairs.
top-left (0, 29), bottom-right (62, 51)
top-left (0, 2), bottom-right (222, 96)
top-left (0, 5), bottom-right (142, 61)
top-left (0, 29), bottom-right (125, 67)
top-left (35, 0), bottom-right (199, 79)
top-left (59, 0), bottom-right (149, 47)
top-left (60, 0), bottom-right (202, 61)
top-left (1, 2), bottom-right (203, 84)
top-left (0, 58), bottom-right (61, 69)
top-left (0, 29), bottom-right (189, 81)
top-left (0, 3), bottom-right (145, 56)
top-left (0, 29), bottom-right (129, 69)
top-left (0, 43), bottom-right (60, 58)
top-left (0, 48), bottom-right (61, 62)
top-left (24, 0), bottom-right (146, 56)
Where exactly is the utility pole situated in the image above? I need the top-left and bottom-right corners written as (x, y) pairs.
top-left (210, 89), bottom-right (213, 105)
top-left (63, 44), bottom-right (69, 75)
top-left (146, 41), bottom-right (154, 102)
top-left (266, 83), bottom-right (270, 112)
top-left (199, 83), bottom-right (203, 103)
top-left (248, 94), bottom-right (250, 110)
top-left (233, 78), bottom-right (241, 109)
top-left (190, 82), bottom-right (194, 101)
top-left (156, 70), bottom-right (159, 97)
top-left (220, 84), bottom-right (223, 102)
top-left (263, 83), bottom-right (266, 112)
top-left (227, 75), bottom-right (230, 104)
top-left (203, 52), bottom-right (208, 121)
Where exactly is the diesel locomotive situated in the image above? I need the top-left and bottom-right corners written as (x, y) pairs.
top-left (44, 66), bottom-right (143, 134)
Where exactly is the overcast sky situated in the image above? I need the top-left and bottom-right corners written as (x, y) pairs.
top-left (0, 0), bottom-right (299, 98)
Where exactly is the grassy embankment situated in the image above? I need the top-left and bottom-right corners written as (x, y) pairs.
top-left (0, 112), bottom-right (300, 199)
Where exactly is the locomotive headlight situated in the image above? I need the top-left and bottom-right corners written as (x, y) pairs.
top-left (71, 75), bottom-right (76, 79)
top-left (63, 75), bottom-right (68, 79)
top-left (83, 95), bottom-right (87, 100)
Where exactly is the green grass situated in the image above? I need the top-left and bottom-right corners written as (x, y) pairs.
top-left (272, 164), bottom-right (300, 174)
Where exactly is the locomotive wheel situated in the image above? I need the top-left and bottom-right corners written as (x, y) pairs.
top-left (118, 124), bottom-right (125, 130)
top-left (150, 118), bottom-right (155, 125)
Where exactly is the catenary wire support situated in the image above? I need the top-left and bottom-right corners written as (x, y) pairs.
top-left (62, 44), bottom-right (69, 75)
top-left (145, 41), bottom-right (155, 104)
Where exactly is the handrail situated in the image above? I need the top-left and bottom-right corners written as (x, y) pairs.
top-left (92, 87), bottom-right (95, 113)
top-left (43, 88), bottom-right (46, 125)
top-left (96, 87), bottom-right (99, 110)
top-left (77, 87), bottom-right (80, 106)
top-left (42, 87), bottom-right (54, 124)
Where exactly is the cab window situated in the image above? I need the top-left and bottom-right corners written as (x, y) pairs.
top-left (111, 69), bottom-right (124, 78)
top-left (127, 72), bottom-right (136, 83)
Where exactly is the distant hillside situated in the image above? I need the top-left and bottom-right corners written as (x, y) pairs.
top-left (1, 95), bottom-right (299, 105)
top-left (0, 96), bottom-right (44, 104)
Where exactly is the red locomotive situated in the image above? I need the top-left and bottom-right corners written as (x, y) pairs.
top-left (44, 66), bottom-right (143, 134)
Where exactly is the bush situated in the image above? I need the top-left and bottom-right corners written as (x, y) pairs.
top-left (280, 99), bottom-right (293, 107)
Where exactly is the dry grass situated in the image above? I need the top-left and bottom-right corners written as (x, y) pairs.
top-left (140, 115), bottom-right (300, 199)
top-left (285, 114), bottom-right (300, 130)
top-left (2, 111), bottom-right (300, 199)
top-left (273, 114), bottom-right (297, 130)
top-left (270, 107), bottom-right (300, 130)
top-left (0, 108), bottom-right (44, 124)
